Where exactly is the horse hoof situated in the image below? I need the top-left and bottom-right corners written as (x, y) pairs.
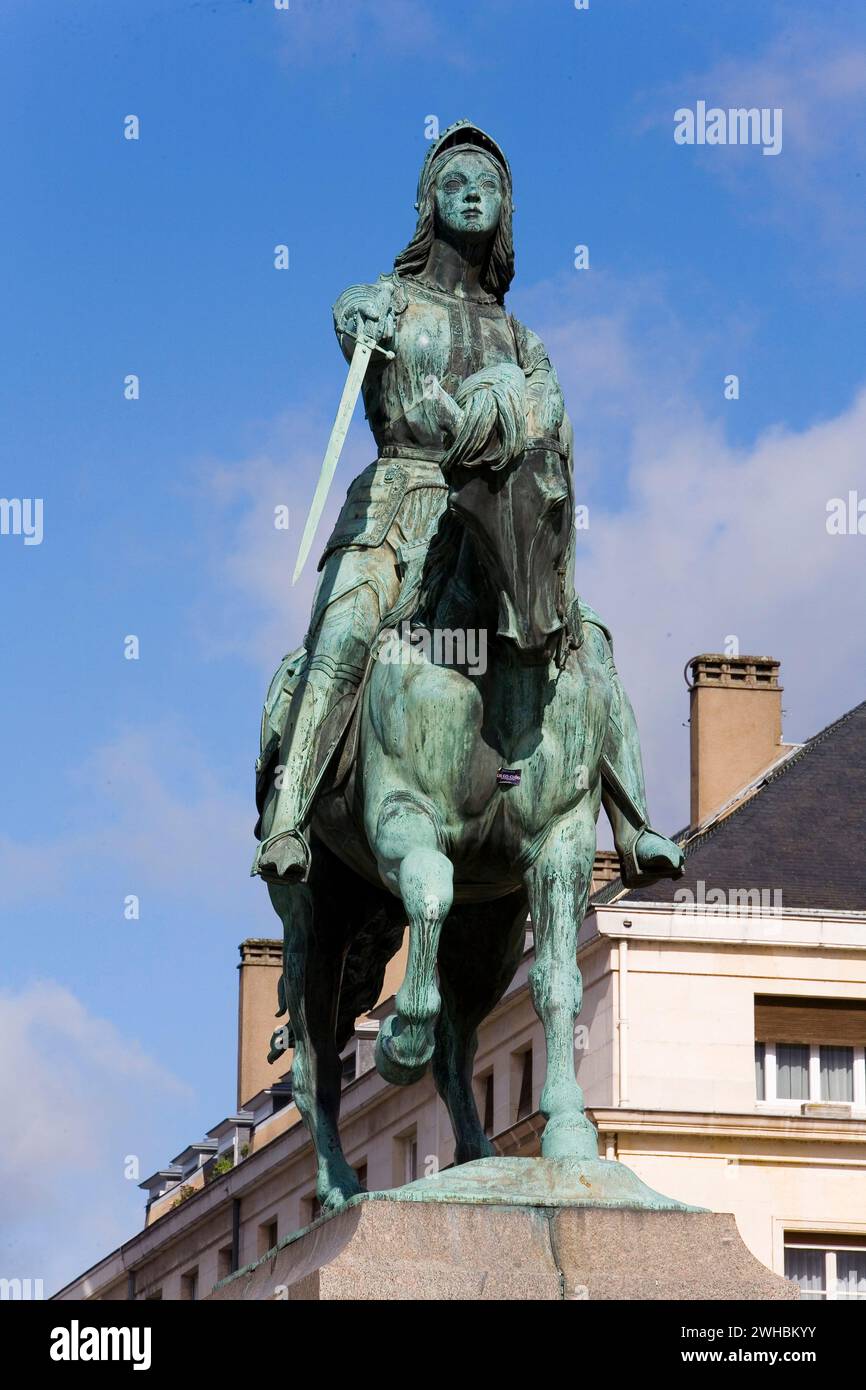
top-left (318, 1187), bottom-right (352, 1215)
top-left (374, 1015), bottom-right (430, 1087)
top-left (541, 1113), bottom-right (599, 1161)
top-left (454, 1136), bottom-right (497, 1165)
top-left (316, 1171), bottom-right (360, 1215)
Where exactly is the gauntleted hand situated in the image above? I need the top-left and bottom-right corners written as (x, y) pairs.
top-left (333, 282), bottom-right (396, 354)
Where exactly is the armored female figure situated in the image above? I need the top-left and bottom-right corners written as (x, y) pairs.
top-left (252, 121), bottom-right (680, 889)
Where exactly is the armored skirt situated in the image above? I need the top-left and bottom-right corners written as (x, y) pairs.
top-left (309, 452), bottom-right (449, 641)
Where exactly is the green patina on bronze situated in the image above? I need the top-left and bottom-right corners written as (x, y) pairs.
top-left (251, 121), bottom-right (686, 1214)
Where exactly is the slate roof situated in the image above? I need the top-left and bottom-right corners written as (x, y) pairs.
top-left (595, 699), bottom-right (866, 914)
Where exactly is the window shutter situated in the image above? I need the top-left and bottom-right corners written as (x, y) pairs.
top-left (755, 996), bottom-right (866, 1047)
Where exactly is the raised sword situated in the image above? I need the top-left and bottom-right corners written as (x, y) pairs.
top-left (292, 325), bottom-right (395, 584)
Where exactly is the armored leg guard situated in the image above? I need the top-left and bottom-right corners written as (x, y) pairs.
top-left (253, 586), bottom-right (378, 883)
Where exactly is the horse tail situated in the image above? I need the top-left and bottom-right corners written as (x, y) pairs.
top-left (334, 905), bottom-right (406, 1052)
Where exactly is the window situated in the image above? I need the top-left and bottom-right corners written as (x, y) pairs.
top-left (258, 1218), bottom-right (278, 1257)
top-left (516, 1048), bottom-right (533, 1120)
top-left (342, 1050), bottom-right (357, 1084)
top-left (144, 1289), bottom-right (162, 1301)
top-left (821, 1046), bottom-right (854, 1102)
top-left (755, 997), bottom-right (866, 1108)
top-left (356, 1036), bottom-right (376, 1077)
top-left (776, 1044), bottom-right (809, 1100)
top-left (784, 1235), bottom-right (866, 1300)
top-left (181, 1269), bottom-right (198, 1302)
top-left (482, 1071), bottom-right (494, 1137)
top-left (217, 1245), bottom-right (233, 1281)
top-left (397, 1134), bottom-right (418, 1184)
top-left (785, 1247), bottom-right (824, 1299)
top-left (354, 1161), bottom-right (368, 1192)
top-left (755, 1041), bottom-right (864, 1107)
top-left (838, 1252), bottom-right (866, 1299)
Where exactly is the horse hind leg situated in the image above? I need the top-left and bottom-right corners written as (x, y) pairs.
top-left (371, 795), bottom-right (453, 1086)
top-left (433, 893), bottom-right (530, 1166)
top-left (266, 880), bottom-right (359, 1211)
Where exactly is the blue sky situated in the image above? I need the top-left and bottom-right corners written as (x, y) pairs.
top-left (2, 0), bottom-right (865, 1291)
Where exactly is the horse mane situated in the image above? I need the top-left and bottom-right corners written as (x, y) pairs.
top-left (376, 506), bottom-right (467, 635)
top-left (414, 509), bottom-right (466, 626)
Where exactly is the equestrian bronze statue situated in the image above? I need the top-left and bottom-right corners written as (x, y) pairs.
top-left (251, 121), bottom-right (683, 1210)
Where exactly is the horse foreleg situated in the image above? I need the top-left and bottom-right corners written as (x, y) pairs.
top-left (524, 812), bottom-right (599, 1160)
top-left (433, 894), bottom-right (529, 1165)
top-left (267, 882), bottom-right (359, 1211)
top-left (371, 797), bottom-right (453, 1086)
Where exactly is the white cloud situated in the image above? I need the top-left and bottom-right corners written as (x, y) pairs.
top-left (0, 983), bottom-right (191, 1296)
top-left (0, 724), bottom-right (256, 915)
top-left (274, 0), bottom-right (442, 67)
top-left (527, 275), bottom-right (866, 835)
top-left (640, 22), bottom-right (866, 283)
top-left (193, 408), bottom-right (372, 669)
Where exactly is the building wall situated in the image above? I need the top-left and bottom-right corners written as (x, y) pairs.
top-left (55, 907), bottom-right (866, 1300)
top-left (566, 939), bottom-right (617, 1108)
top-left (617, 930), bottom-right (866, 1115)
top-left (618, 1133), bottom-right (866, 1275)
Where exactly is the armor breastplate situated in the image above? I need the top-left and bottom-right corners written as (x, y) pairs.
top-left (362, 276), bottom-right (519, 454)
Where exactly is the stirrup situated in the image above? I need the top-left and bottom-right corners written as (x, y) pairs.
top-left (252, 830), bottom-right (311, 884)
top-left (619, 826), bottom-right (684, 890)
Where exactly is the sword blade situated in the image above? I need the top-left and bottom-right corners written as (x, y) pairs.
top-left (292, 335), bottom-right (376, 584)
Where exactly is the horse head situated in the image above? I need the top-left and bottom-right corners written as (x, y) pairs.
top-left (447, 446), bottom-right (573, 661)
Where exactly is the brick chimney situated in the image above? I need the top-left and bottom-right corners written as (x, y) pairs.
top-left (237, 939), bottom-right (287, 1109)
top-left (235, 930), bottom-right (410, 1109)
top-left (687, 654), bottom-right (793, 828)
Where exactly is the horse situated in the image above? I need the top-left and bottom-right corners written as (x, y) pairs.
top-left (266, 442), bottom-right (616, 1211)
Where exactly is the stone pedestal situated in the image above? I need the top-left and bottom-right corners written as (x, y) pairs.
top-left (208, 1159), bottom-right (797, 1301)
